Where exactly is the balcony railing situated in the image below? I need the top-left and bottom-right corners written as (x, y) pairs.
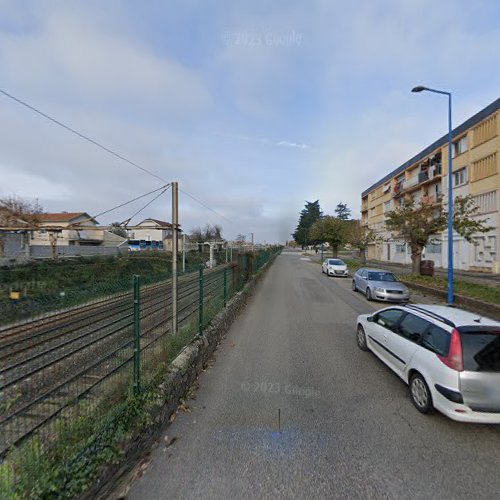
top-left (393, 164), bottom-right (442, 197)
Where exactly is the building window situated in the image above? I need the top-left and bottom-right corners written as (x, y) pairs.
top-left (453, 167), bottom-right (467, 187)
top-left (383, 200), bottom-right (392, 213)
top-left (452, 136), bottom-right (468, 158)
top-left (396, 243), bottom-right (406, 253)
top-left (426, 243), bottom-right (442, 254)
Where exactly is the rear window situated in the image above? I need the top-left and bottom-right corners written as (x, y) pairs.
top-left (460, 329), bottom-right (500, 372)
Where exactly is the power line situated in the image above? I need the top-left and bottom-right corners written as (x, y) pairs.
top-left (126, 186), bottom-right (170, 224)
top-left (0, 88), bottom-right (169, 184)
top-left (179, 187), bottom-right (232, 223)
top-left (1, 89), bottom-right (232, 224)
top-left (92, 185), bottom-right (170, 220)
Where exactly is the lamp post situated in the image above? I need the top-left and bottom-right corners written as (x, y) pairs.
top-left (411, 85), bottom-right (454, 305)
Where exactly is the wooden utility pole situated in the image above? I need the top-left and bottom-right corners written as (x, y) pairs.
top-left (182, 233), bottom-right (186, 273)
top-left (172, 181), bottom-right (179, 334)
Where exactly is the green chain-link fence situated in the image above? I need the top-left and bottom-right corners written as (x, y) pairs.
top-left (0, 246), bottom-right (281, 499)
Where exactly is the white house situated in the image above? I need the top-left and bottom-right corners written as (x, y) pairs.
top-left (128, 218), bottom-right (184, 251)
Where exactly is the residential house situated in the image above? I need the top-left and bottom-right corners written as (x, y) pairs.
top-left (128, 218), bottom-right (183, 251)
top-left (30, 212), bottom-right (105, 246)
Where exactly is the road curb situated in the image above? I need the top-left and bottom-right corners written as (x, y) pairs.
top-left (82, 253), bottom-right (280, 500)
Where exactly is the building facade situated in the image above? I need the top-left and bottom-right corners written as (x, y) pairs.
top-left (30, 212), bottom-right (104, 246)
top-left (127, 218), bottom-right (184, 252)
top-left (361, 97), bottom-right (500, 273)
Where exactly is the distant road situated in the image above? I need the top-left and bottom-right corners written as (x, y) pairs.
top-left (126, 252), bottom-right (500, 499)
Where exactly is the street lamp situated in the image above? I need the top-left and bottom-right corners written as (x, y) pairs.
top-left (411, 85), bottom-right (454, 305)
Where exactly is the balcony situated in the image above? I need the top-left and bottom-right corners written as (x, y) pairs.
top-left (421, 194), bottom-right (441, 206)
top-left (393, 164), bottom-right (442, 198)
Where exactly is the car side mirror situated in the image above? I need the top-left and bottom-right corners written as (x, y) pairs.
top-left (367, 316), bottom-right (375, 322)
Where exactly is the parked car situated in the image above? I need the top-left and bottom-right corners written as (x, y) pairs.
top-left (356, 304), bottom-right (500, 423)
top-left (352, 267), bottom-right (409, 302)
top-left (321, 258), bottom-right (349, 277)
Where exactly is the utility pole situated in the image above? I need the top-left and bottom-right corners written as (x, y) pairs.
top-left (209, 242), bottom-right (214, 269)
top-left (182, 233), bottom-right (186, 273)
top-left (172, 181), bottom-right (179, 334)
top-left (251, 232), bottom-right (254, 254)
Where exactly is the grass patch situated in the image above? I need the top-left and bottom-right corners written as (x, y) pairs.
top-left (402, 274), bottom-right (500, 304)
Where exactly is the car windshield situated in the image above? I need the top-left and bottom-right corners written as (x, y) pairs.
top-left (328, 259), bottom-right (344, 265)
top-left (367, 272), bottom-right (397, 282)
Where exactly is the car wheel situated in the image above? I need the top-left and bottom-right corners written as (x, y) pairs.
top-left (352, 280), bottom-right (357, 292)
top-left (366, 287), bottom-right (372, 301)
top-left (409, 373), bottom-right (434, 414)
top-left (356, 324), bottom-right (369, 351)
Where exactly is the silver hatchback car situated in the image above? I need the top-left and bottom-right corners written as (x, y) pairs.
top-left (352, 267), bottom-right (409, 302)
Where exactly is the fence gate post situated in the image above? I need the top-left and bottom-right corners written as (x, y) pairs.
top-left (133, 275), bottom-right (141, 394)
top-left (223, 267), bottom-right (228, 307)
top-left (198, 264), bottom-right (204, 335)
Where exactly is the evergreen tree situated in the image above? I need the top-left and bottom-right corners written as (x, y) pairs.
top-left (292, 200), bottom-right (322, 247)
top-left (334, 202), bottom-right (351, 220)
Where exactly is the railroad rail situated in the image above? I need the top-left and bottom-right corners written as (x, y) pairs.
top-left (0, 265), bottom-right (230, 457)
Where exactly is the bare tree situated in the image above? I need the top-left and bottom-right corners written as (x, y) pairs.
top-left (0, 195), bottom-right (43, 226)
top-left (190, 224), bottom-right (224, 241)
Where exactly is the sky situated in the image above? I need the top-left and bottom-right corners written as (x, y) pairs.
top-left (0, 0), bottom-right (499, 243)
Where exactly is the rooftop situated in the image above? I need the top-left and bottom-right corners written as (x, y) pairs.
top-left (362, 97), bottom-right (500, 198)
top-left (37, 212), bottom-right (97, 223)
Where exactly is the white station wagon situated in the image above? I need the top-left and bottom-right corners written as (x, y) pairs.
top-left (356, 304), bottom-right (500, 423)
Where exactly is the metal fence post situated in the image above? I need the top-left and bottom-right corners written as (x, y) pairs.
top-left (133, 275), bottom-right (141, 394)
top-left (198, 264), bottom-right (204, 335)
top-left (223, 267), bottom-right (228, 307)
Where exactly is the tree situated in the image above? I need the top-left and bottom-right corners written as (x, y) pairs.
top-left (346, 220), bottom-right (377, 264)
top-left (385, 195), bottom-right (491, 275)
top-left (109, 222), bottom-right (128, 238)
top-left (292, 200), bottom-right (322, 248)
top-left (0, 195), bottom-right (43, 226)
top-left (235, 233), bottom-right (246, 244)
top-left (189, 224), bottom-right (223, 241)
top-left (309, 216), bottom-right (348, 257)
top-left (334, 202), bottom-right (351, 220)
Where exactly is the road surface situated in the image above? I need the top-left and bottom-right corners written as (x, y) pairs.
top-left (125, 251), bottom-right (500, 499)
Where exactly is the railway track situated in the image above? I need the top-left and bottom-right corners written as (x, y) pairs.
top-left (0, 265), bottom-right (230, 457)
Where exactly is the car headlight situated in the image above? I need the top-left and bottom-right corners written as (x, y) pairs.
top-left (374, 287), bottom-right (385, 293)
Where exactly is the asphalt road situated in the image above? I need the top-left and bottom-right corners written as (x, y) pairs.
top-left (125, 251), bottom-right (500, 500)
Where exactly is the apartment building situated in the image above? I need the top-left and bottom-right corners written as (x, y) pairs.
top-left (361, 97), bottom-right (500, 273)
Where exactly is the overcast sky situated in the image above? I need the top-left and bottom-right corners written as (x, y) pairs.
top-left (0, 0), bottom-right (499, 243)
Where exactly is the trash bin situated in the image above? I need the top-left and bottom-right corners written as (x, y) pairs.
top-left (420, 260), bottom-right (435, 276)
